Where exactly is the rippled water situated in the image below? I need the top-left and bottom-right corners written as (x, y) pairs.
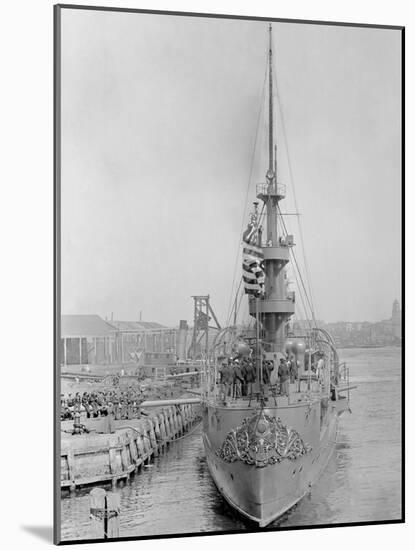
top-left (61, 347), bottom-right (402, 541)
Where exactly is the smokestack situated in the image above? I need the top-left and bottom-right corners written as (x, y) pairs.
top-left (176, 320), bottom-right (188, 361)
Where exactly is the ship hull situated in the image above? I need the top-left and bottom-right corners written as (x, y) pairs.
top-left (202, 398), bottom-right (339, 527)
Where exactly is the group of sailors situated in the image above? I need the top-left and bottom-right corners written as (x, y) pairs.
top-left (218, 353), bottom-right (300, 399)
top-left (60, 388), bottom-right (148, 421)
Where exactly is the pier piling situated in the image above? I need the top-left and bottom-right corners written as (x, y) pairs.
top-left (89, 487), bottom-right (120, 539)
top-left (61, 403), bottom-right (200, 490)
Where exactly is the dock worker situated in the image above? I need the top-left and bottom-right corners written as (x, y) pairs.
top-left (278, 358), bottom-right (290, 396)
top-left (90, 393), bottom-right (99, 418)
top-left (67, 393), bottom-right (74, 407)
top-left (82, 392), bottom-right (91, 418)
top-left (60, 394), bottom-right (70, 420)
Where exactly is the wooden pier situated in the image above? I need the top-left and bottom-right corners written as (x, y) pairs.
top-left (60, 403), bottom-right (200, 490)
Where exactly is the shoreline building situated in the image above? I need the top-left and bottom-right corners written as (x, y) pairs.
top-left (60, 314), bottom-right (119, 366)
top-left (109, 320), bottom-right (177, 366)
top-left (292, 300), bottom-right (402, 348)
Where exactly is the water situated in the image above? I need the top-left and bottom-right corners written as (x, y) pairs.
top-left (61, 347), bottom-right (402, 541)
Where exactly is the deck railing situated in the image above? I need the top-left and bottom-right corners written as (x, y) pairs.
top-left (256, 182), bottom-right (286, 198)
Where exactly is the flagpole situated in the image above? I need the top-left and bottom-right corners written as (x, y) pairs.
top-left (256, 296), bottom-right (263, 391)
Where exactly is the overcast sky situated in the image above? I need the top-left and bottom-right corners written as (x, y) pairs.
top-left (60, 8), bottom-right (401, 326)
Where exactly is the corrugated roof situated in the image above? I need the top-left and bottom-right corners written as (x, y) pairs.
top-left (110, 320), bottom-right (167, 332)
top-left (61, 315), bottom-right (116, 337)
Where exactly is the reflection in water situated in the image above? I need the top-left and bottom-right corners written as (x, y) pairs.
top-left (61, 347), bottom-right (402, 541)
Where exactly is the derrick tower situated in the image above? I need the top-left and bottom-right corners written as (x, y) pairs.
top-left (188, 295), bottom-right (221, 359)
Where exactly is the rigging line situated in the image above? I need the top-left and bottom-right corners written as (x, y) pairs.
top-left (239, 297), bottom-right (249, 328)
top-left (234, 295), bottom-right (243, 328)
top-left (287, 240), bottom-right (314, 330)
top-left (276, 217), bottom-right (312, 331)
top-left (277, 204), bottom-right (315, 328)
top-left (288, 264), bottom-right (307, 325)
top-left (293, 289), bottom-right (307, 323)
top-left (235, 279), bottom-right (247, 322)
top-left (226, 277), bottom-right (242, 327)
top-left (225, 54), bottom-right (269, 328)
top-left (289, 245), bottom-right (317, 329)
top-left (271, 41), bottom-right (317, 322)
top-left (275, 99), bottom-right (317, 323)
top-left (291, 265), bottom-right (313, 332)
top-left (257, 202), bottom-right (266, 230)
top-left (283, 237), bottom-right (312, 333)
top-left (232, 280), bottom-right (246, 327)
top-left (277, 206), bottom-right (315, 321)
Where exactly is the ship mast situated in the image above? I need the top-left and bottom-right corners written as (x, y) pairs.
top-left (265, 24), bottom-right (278, 247)
top-left (268, 24), bottom-right (274, 182)
top-left (249, 24), bottom-right (295, 354)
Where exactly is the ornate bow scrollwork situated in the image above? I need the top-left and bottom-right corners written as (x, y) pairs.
top-left (216, 411), bottom-right (311, 467)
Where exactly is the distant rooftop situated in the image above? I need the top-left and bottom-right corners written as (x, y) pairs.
top-left (110, 320), bottom-right (167, 332)
top-left (61, 314), bottom-right (116, 337)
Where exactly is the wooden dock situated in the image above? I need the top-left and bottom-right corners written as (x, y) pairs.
top-left (60, 403), bottom-right (200, 490)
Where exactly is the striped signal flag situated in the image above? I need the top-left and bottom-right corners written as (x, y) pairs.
top-left (242, 223), bottom-right (265, 297)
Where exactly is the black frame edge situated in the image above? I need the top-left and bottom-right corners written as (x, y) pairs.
top-left (54, 3), bottom-right (62, 546)
top-left (55, 3), bottom-right (404, 31)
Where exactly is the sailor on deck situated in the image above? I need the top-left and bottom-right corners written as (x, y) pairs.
top-left (278, 358), bottom-right (290, 396)
top-left (245, 359), bottom-right (256, 396)
top-left (289, 354), bottom-right (298, 382)
top-left (232, 359), bottom-right (243, 398)
top-left (262, 360), bottom-right (272, 385)
top-left (316, 353), bottom-right (325, 382)
top-left (219, 360), bottom-right (232, 399)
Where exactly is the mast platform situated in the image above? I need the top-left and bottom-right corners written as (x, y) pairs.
top-left (257, 182), bottom-right (286, 201)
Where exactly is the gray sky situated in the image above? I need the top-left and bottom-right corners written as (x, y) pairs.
top-left (61, 9), bottom-right (401, 326)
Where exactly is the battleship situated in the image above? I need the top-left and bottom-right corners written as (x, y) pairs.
top-left (200, 24), bottom-right (354, 527)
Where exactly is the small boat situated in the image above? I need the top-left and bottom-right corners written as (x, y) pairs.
top-left (200, 23), bottom-right (354, 528)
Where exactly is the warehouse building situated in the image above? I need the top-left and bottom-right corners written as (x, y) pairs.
top-left (60, 315), bottom-right (179, 367)
top-left (60, 314), bottom-right (119, 366)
